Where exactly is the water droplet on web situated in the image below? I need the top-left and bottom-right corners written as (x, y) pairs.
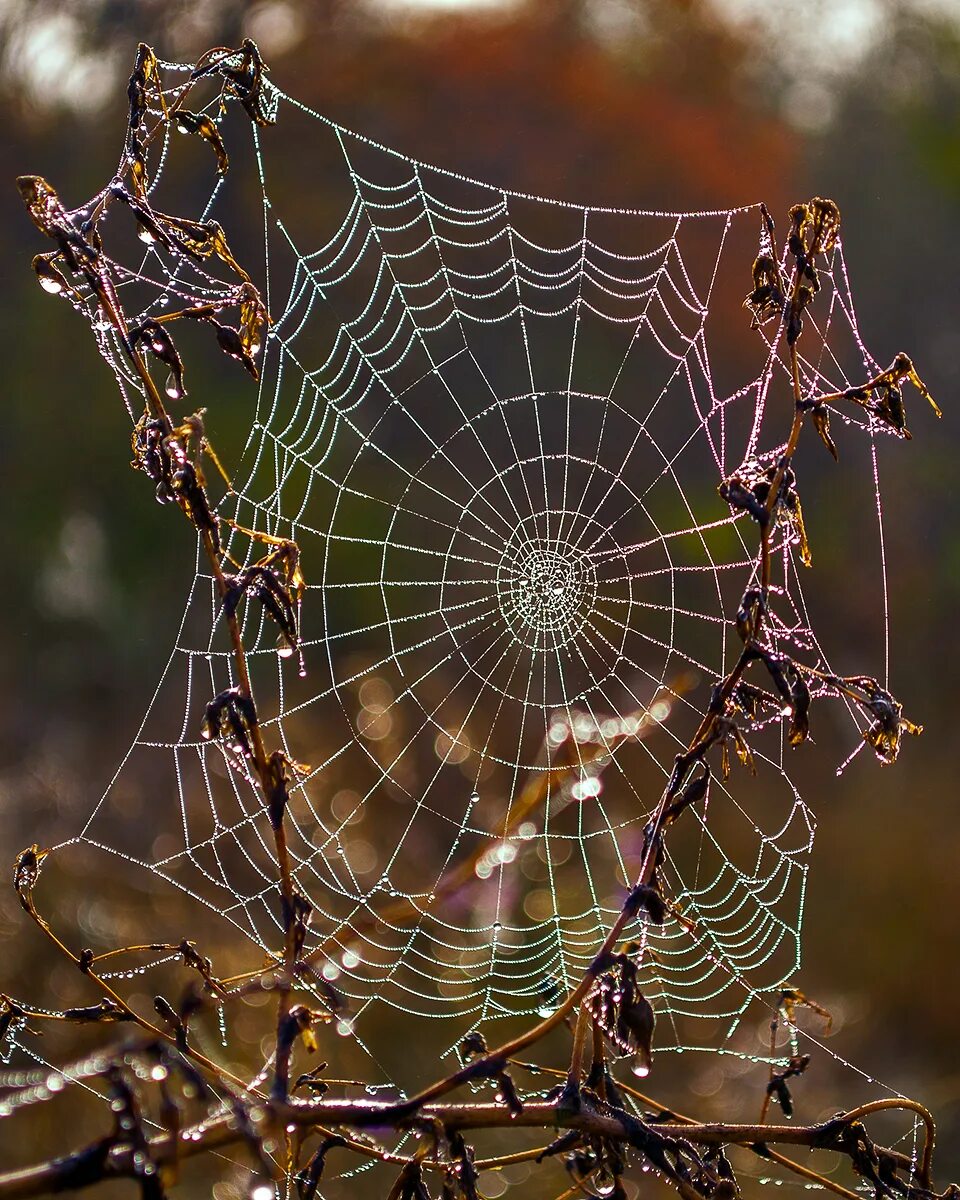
top-left (137, 224), bottom-right (156, 245)
top-left (39, 274), bottom-right (63, 294)
top-left (631, 1061), bottom-right (650, 1078)
top-left (468, 792), bottom-right (479, 806)
top-left (165, 372), bottom-right (184, 401)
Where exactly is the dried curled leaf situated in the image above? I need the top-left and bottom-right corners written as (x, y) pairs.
top-left (289, 888), bottom-right (314, 961)
top-left (624, 881), bottom-right (667, 925)
top-left (766, 1054), bottom-right (811, 1117)
top-left (810, 404), bottom-right (838, 460)
top-left (589, 954), bottom-right (656, 1077)
top-left (777, 986), bottom-right (832, 1033)
top-left (494, 1067), bottom-right (524, 1116)
top-left (294, 1062), bottom-right (330, 1097)
top-left (744, 253), bottom-right (785, 329)
top-left (200, 687), bottom-right (259, 759)
top-left (126, 45), bottom-right (165, 195)
top-left (264, 750), bottom-right (310, 830)
top-left (130, 318), bottom-right (186, 401)
top-left (238, 281), bottom-right (269, 351)
top-left (278, 1004), bottom-right (326, 1057)
top-left (17, 176), bottom-right (97, 274)
top-left (127, 44), bottom-right (161, 131)
top-left (713, 716), bottom-right (755, 779)
top-left (214, 321), bottom-right (260, 379)
top-left (296, 1136), bottom-right (347, 1200)
top-left (720, 459), bottom-right (811, 565)
top-left (13, 844), bottom-right (48, 920)
top-left (63, 999), bottom-right (136, 1024)
top-left (751, 649), bottom-right (812, 746)
top-left (735, 587), bottom-right (764, 643)
top-left (192, 39), bottom-right (277, 127)
top-left (173, 110), bottom-right (229, 174)
top-left (459, 1030), bottom-right (488, 1062)
top-left (824, 675), bottom-right (923, 764)
top-left (842, 353), bottom-right (941, 439)
top-left (665, 764), bottom-right (710, 825)
top-left (791, 197), bottom-right (841, 257)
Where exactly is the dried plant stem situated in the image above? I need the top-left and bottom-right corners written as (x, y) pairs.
top-left (19, 899), bottom-right (254, 1096)
top-left (842, 1098), bottom-right (935, 1188)
top-left (0, 1096), bottom-right (917, 1199)
top-left (59, 259), bottom-right (302, 1107)
top-left (511, 1059), bottom-right (861, 1200)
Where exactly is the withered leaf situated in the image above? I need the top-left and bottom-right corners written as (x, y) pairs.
top-left (214, 321), bottom-right (260, 379)
top-left (811, 405), bottom-right (838, 460)
top-left (173, 110), bottom-right (229, 175)
top-left (130, 318), bottom-right (186, 400)
top-left (200, 687), bottom-right (258, 758)
top-left (616, 991), bottom-right (655, 1077)
top-left (13, 844), bottom-right (48, 919)
top-left (665, 764), bottom-right (710, 824)
top-left (63, 999), bottom-right (135, 1023)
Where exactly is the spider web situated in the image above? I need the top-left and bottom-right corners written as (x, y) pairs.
top-left (7, 59), bottom-right (910, 1142)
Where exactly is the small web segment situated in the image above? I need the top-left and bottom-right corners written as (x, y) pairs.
top-left (18, 61), bottom-right (904, 1122)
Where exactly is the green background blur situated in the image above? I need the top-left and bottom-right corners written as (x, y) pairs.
top-left (1, 0), bottom-right (959, 1191)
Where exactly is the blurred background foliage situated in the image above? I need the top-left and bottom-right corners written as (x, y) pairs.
top-left (1, 0), bottom-right (959, 1188)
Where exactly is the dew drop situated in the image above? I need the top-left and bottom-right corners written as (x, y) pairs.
top-left (165, 372), bottom-right (184, 401)
top-left (137, 224), bottom-right (156, 245)
top-left (39, 274), bottom-right (63, 294)
top-left (468, 791), bottom-right (479, 806)
top-left (631, 1062), bottom-right (650, 1078)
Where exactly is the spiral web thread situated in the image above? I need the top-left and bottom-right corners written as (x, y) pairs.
top-left (2, 61), bottom-right (926, 1180)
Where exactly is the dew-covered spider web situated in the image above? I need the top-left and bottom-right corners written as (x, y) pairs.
top-left (7, 55), bottom-right (920, 1155)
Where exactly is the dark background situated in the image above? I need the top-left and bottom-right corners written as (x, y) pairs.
top-left (1, 0), bottom-right (959, 1193)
